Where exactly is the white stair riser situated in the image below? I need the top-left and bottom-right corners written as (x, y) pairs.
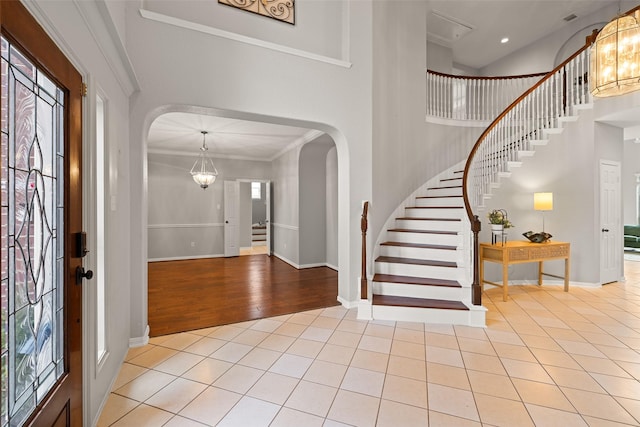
top-left (373, 282), bottom-right (464, 300)
top-left (415, 197), bottom-right (464, 207)
top-left (372, 305), bottom-right (473, 325)
top-left (404, 208), bottom-right (464, 219)
top-left (379, 246), bottom-right (462, 262)
top-left (387, 232), bottom-right (461, 246)
top-left (375, 262), bottom-right (463, 281)
top-left (425, 187), bottom-right (462, 197)
top-left (395, 219), bottom-right (462, 232)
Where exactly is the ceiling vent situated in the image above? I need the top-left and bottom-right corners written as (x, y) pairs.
top-left (563, 14), bottom-right (578, 22)
top-left (427, 10), bottom-right (474, 47)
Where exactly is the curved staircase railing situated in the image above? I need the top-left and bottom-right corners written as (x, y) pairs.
top-left (462, 31), bottom-right (599, 306)
top-left (427, 70), bottom-right (547, 121)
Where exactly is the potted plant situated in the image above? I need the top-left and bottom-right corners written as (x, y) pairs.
top-left (488, 209), bottom-right (513, 232)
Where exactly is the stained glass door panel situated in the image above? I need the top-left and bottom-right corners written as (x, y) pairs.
top-left (1, 35), bottom-right (65, 427)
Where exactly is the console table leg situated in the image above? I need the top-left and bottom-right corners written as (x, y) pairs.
top-left (538, 261), bottom-right (543, 286)
top-left (564, 257), bottom-right (570, 292)
top-left (502, 263), bottom-right (509, 301)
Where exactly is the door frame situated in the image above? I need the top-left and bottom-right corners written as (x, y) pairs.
top-left (224, 180), bottom-right (240, 257)
top-left (1, 0), bottom-right (84, 425)
top-left (237, 178), bottom-right (272, 256)
top-left (599, 159), bottom-right (622, 285)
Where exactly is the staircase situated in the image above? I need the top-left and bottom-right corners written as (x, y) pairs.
top-left (251, 224), bottom-right (267, 246)
top-left (359, 38), bottom-right (598, 328)
top-left (361, 169), bottom-right (486, 326)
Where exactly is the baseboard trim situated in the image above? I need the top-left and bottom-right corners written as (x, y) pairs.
top-left (272, 252), bottom-right (299, 268)
top-left (272, 252), bottom-right (336, 271)
top-left (337, 295), bottom-right (359, 309)
top-left (148, 254), bottom-right (225, 262)
top-left (484, 279), bottom-right (601, 289)
top-left (129, 325), bottom-right (149, 348)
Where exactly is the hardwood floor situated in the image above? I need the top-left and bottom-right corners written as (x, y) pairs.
top-left (148, 255), bottom-right (339, 336)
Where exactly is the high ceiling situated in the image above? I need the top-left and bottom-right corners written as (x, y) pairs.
top-left (427, 0), bottom-right (612, 70)
top-left (148, 2), bottom-right (639, 154)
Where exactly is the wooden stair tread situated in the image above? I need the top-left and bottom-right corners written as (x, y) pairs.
top-left (397, 217), bottom-right (461, 222)
top-left (427, 185), bottom-right (462, 189)
top-left (372, 295), bottom-right (468, 310)
top-left (387, 228), bottom-right (457, 235)
top-left (406, 206), bottom-right (463, 209)
top-left (252, 225), bottom-right (267, 229)
top-left (381, 242), bottom-right (456, 250)
top-left (376, 256), bottom-right (456, 268)
top-left (373, 273), bottom-right (461, 287)
top-left (396, 217), bottom-right (461, 222)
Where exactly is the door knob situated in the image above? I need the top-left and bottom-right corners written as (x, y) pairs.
top-left (601, 228), bottom-right (609, 232)
top-left (76, 266), bottom-right (94, 285)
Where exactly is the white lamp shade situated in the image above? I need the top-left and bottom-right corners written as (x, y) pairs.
top-left (190, 154), bottom-right (218, 189)
top-left (192, 173), bottom-right (217, 189)
top-left (534, 192), bottom-right (553, 211)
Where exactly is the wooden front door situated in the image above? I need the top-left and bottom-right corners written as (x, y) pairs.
top-left (1, 1), bottom-right (84, 425)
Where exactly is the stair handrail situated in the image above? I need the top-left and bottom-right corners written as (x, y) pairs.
top-left (462, 31), bottom-right (602, 307)
top-left (361, 201), bottom-right (369, 300)
top-left (426, 70), bottom-right (548, 121)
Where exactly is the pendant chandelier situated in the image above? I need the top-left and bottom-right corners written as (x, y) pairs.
top-left (190, 131), bottom-right (218, 189)
top-left (590, 10), bottom-right (640, 98)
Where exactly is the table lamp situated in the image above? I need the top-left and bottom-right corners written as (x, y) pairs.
top-left (534, 192), bottom-right (553, 232)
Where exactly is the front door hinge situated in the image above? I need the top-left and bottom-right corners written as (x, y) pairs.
top-left (81, 82), bottom-right (87, 97)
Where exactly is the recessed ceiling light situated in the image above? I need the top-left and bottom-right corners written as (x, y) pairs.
top-left (501, 37), bottom-right (509, 44)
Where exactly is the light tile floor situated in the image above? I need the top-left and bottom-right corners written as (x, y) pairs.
top-left (98, 261), bottom-right (640, 426)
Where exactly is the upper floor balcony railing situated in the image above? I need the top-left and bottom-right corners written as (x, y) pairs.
top-left (427, 70), bottom-right (547, 122)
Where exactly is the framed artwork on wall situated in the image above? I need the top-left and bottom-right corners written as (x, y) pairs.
top-left (219, 0), bottom-right (295, 25)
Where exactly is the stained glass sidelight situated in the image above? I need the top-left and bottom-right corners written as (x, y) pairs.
top-left (0, 36), bottom-right (65, 427)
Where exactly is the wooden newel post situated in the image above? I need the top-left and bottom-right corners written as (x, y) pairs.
top-left (471, 215), bottom-right (482, 306)
top-left (360, 201), bottom-right (369, 300)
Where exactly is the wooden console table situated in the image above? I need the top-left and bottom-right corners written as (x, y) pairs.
top-left (479, 241), bottom-right (570, 301)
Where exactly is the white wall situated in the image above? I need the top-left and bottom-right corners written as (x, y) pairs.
top-left (144, 0), bottom-right (346, 60)
top-left (147, 152), bottom-right (271, 259)
top-left (623, 141), bottom-right (640, 225)
top-left (326, 147), bottom-right (339, 269)
top-left (426, 41), bottom-right (453, 73)
top-left (373, 1), bottom-right (484, 244)
top-left (299, 139), bottom-right (334, 266)
top-left (271, 145), bottom-right (301, 265)
top-left (480, 108), bottom-right (627, 286)
top-left (127, 0), bottom-right (372, 337)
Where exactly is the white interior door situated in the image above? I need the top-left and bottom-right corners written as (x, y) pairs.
top-left (600, 160), bottom-right (621, 284)
top-left (265, 181), bottom-right (272, 255)
top-left (224, 180), bottom-right (240, 257)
